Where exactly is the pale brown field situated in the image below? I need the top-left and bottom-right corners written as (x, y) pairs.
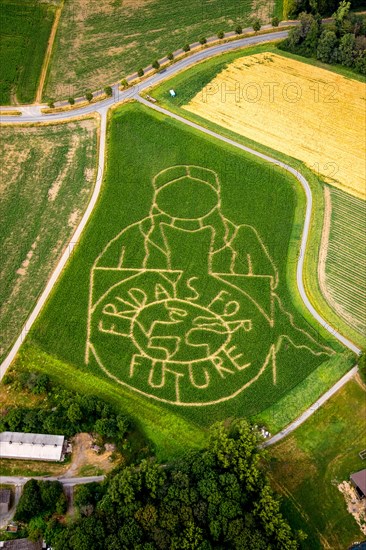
top-left (0, 119), bottom-right (97, 361)
top-left (184, 53), bottom-right (366, 200)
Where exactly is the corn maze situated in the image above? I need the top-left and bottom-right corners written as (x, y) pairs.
top-left (31, 105), bottom-right (338, 421)
top-left (87, 162), bottom-right (334, 407)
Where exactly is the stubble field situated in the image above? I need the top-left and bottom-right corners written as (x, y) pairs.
top-left (184, 52), bottom-right (366, 200)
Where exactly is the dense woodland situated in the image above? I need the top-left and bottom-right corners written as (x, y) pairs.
top-left (280, 2), bottom-right (366, 74)
top-left (46, 422), bottom-right (303, 550)
top-left (1, 373), bottom-right (302, 548)
top-left (287, 0), bottom-right (364, 18)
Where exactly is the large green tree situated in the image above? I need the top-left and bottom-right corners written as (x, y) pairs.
top-left (317, 30), bottom-right (339, 62)
top-left (51, 421), bottom-right (301, 549)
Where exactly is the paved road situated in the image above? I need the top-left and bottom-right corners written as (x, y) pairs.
top-left (1, 30), bottom-right (289, 123)
top-left (0, 27), bottom-right (360, 446)
top-left (0, 475), bottom-right (105, 487)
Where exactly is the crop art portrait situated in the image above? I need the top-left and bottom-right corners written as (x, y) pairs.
top-left (87, 165), bottom-right (332, 405)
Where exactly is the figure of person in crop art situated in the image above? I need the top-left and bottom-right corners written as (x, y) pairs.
top-left (87, 165), bottom-right (333, 405)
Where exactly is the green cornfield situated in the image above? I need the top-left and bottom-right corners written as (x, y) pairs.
top-left (0, 0), bottom-right (55, 104)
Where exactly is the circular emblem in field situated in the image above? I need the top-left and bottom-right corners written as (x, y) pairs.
top-left (86, 165), bottom-right (332, 406)
top-left (131, 298), bottom-right (230, 363)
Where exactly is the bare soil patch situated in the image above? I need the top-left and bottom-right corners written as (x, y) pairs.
top-left (338, 481), bottom-right (366, 534)
top-left (64, 433), bottom-right (121, 477)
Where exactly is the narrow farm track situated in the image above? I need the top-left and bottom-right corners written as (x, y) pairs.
top-left (35, 3), bottom-right (63, 104)
top-left (0, 28), bottom-right (361, 447)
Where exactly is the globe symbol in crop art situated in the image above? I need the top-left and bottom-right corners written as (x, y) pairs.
top-left (86, 165), bottom-right (332, 406)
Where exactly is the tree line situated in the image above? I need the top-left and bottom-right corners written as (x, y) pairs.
top-left (45, 421), bottom-right (305, 550)
top-left (1, 370), bottom-right (140, 455)
top-left (287, 0), bottom-right (363, 19)
top-left (280, 2), bottom-right (366, 74)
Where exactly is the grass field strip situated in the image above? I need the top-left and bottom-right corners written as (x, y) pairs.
top-left (86, 164), bottom-right (334, 406)
top-left (0, 110), bottom-right (107, 380)
top-left (319, 187), bottom-right (366, 338)
top-left (35, 2), bottom-right (63, 103)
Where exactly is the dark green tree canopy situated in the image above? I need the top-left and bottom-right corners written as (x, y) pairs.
top-left (50, 421), bottom-right (300, 549)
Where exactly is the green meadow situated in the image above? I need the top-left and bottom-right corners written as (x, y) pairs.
top-left (0, 0), bottom-right (55, 104)
top-left (268, 378), bottom-right (366, 549)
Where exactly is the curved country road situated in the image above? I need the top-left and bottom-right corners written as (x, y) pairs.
top-left (0, 28), bottom-right (360, 448)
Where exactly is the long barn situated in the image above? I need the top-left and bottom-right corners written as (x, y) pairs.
top-left (0, 432), bottom-right (65, 462)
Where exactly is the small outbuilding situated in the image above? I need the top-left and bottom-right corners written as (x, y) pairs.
top-left (0, 489), bottom-right (11, 515)
top-left (169, 89), bottom-right (176, 97)
top-left (0, 432), bottom-right (65, 462)
top-left (350, 469), bottom-right (366, 500)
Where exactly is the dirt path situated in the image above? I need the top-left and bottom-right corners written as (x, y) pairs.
top-left (64, 433), bottom-right (115, 478)
top-left (35, 3), bottom-right (63, 103)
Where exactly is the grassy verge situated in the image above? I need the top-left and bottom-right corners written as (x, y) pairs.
top-left (267, 378), bottom-right (366, 549)
top-left (0, 118), bottom-right (98, 362)
top-left (148, 42), bottom-right (364, 349)
top-left (0, 457), bottom-right (70, 478)
top-left (0, 110), bottom-right (21, 116)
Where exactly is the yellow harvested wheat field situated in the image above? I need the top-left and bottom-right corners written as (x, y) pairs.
top-left (184, 53), bottom-right (366, 200)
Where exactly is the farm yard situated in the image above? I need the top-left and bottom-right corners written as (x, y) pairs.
top-left (320, 187), bottom-right (366, 344)
top-left (0, 118), bottom-right (98, 362)
top-left (268, 378), bottom-right (366, 549)
top-left (184, 52), bottom-right (366, 200)
top-left (0, 0), bottom-right (55, 104)
top-left (20, 102), bottom-right (350, 459)
top-left (44, 0), bottom-right (278, 100)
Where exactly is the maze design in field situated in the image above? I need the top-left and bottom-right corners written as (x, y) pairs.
top-left (86, 165), bottom-right (334, 406)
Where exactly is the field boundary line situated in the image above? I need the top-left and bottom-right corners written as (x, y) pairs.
top-left (262, 365), bottom-right (358, 446)
top-left (35, 2), bottom-right (63, 104)
top-left (136, 95), bottom-right (361, 356)
top-left (0, 109), bottom-right (108, 380)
